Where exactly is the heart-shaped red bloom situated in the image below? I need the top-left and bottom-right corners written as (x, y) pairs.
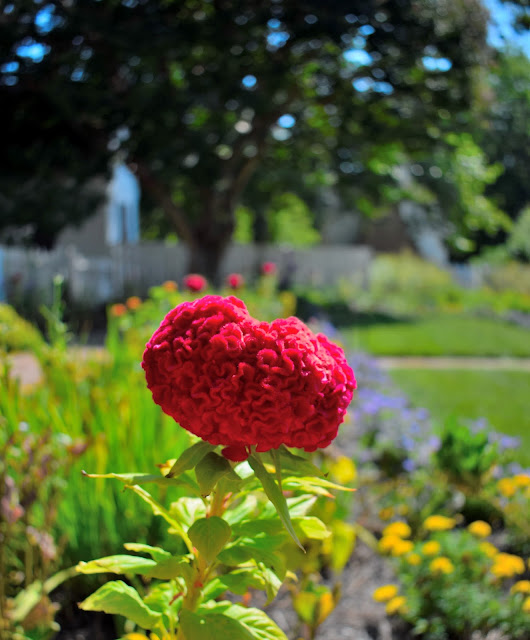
top-left (142, 296), bottom-right (356, 460)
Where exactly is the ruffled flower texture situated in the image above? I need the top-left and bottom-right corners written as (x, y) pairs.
top-left (143, 295), bottom-right (356, 461)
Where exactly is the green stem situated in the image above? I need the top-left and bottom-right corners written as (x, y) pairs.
top-left (177, 485), bottom-right (230, 639)
top-left (0, 523), bottom-right (6, 631)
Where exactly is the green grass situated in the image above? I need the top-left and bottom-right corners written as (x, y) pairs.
top-left (343, 314), bottom-right (530, 357)
top-left (390, 368), bottom-right (530, 465)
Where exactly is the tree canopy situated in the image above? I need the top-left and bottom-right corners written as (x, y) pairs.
top-left (0, 0), bottom-right (502, 276)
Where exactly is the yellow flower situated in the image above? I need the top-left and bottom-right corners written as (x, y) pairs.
top-left (379, 507), bottom-right (394, 521)
top-left (523, 597), bottom-right (530, 613)
top-left (378, 535), bottom-right (402, 554)
top-left (513, 474), bottom-right (530, 488)
top-left (330, 456), bottom-right (357, 484)
top-left (491, 553), bottom-right (526, 578)
top-left (479, 541), bottom-right (498, 558)
top-left (407, 553), bottom-right (421, 566)
top-left (497, 478), bottom-right (517, 498)
top-left (468, 520), bottom-right (492, 538)
top-left (390, 539), bottom-right (414, 557)
top-left (423, 515), bottom-right (457, 531)
top-left (421, 541), bottom-right (441, 556)
top-left (385, 596), bottom-right (407, 615)
top-left (429, 557), bottom-right (454, 575)
top-left (382, 522), bottom-right (412, 539)
top-left (511, 580), bottom-right (530, 595)
top-left (373, 585), bottom-right (399, 602)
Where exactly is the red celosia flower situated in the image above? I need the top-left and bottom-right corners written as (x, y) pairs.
top-left (142, 296), bottom-right (356, 461)
top-left (183, 274), bottom-right (208, 292)
top-left (226, 273), bottom-right (245, 290)
top-left (261, 262), bottom-right (277, 275)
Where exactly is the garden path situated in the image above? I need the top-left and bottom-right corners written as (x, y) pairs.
top-left (377, 356), bottom-right (530, 370)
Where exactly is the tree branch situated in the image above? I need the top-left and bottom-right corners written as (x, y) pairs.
top-left (132, 161), bottom-right (195, 246)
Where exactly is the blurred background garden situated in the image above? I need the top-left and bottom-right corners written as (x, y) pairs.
top-left (1, 1), bottom-right (530, 639)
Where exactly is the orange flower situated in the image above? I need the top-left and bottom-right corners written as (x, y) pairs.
top-left (110, 303), bottom-right (127, 317)
top-left (126, 296), bottom-right (142, 310)
top-left (162, 280), bottom-right (178, 292)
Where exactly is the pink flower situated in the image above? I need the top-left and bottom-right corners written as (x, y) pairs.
top-left (226, 273), bottom-right (245, 290)
top-left (143, 296), bottom-right (356, 461)
top-left (261, 262), bottom-right (277, 275)
top-left (183, 274), bottom-right (208, 292)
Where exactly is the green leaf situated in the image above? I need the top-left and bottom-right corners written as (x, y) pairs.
top-left (232, 520), bottom-right (284, 538)
top-left (78, 581), bottom-right (162, 630)
top-left (147, 556), bottom-right (194, 581)
top-left (169, 497), bottom-right (206, 528)
top-left (263, 494), bottom-right (318, 519)
top-left (217, 569), bottom-right (268, 595)
top-left (223, 495), bottom-right (258, 525)
top-left (81, 470), bottom-right (199, 493)
top-left (123, 543), bottom-right (171, 563)
top-left (218, 542), bottom-right (286, 580)
top-left (329, 521), bottom-right (356, 572)
top-left (76, 555), bottom-right (156, 576)
top-left (188, 516), bottom-right (232, 564)
top-left (255, 564), bottom-right (283, 603)
top-left (277, 446), bottom-right (325, 478)
top-left (283, 476), bottom-right (354, 493)
top-left (294, 517), bottom-right (331, 541)
top-left (166, 441), bottom-right (216, 478)
top-left (179, 609), bottom-right (255, 640)
top-left (223, 604), bottom-right (288, 640)
top-left (195, 452), bottom-right (241, 496)
top-left (248, 453), bottom-right (304, 550)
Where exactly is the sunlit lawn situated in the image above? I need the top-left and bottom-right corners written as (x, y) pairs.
top-left (390, 368), bottom-right (530, 465)
top-left (343, 314), bottom-right (530, 357)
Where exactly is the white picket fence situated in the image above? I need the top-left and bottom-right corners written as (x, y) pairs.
top-left (0, 243), bottom-right (374, 307)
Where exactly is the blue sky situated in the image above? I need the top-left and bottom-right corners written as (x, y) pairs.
top-left (484, 0), bottom-right (530, 55)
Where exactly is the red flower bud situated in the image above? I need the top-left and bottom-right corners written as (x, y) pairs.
top-left (183, 274), bottom-right (208, 292)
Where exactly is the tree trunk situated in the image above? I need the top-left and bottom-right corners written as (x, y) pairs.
top-left (187, 235), bottom-right (231, 286)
